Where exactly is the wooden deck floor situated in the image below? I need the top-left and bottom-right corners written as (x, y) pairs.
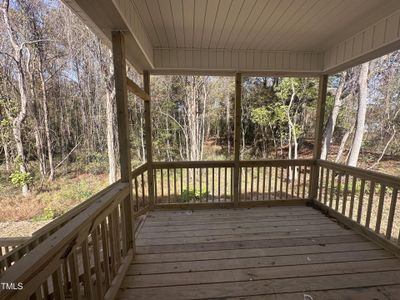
top-left (118, 206), bottom-right (400, 299)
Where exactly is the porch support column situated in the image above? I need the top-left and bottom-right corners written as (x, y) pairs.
top-left (143, 70), bottom-right (155, 207)
top-left (112, 31), bottom-right (135, 254)
top-left (233, 73), bottom-right (242, 207)
top-left (310, 74), bottom-right (328, 201)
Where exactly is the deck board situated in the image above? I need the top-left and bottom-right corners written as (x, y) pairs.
top-left (119, 206), bottom-right (400, 299)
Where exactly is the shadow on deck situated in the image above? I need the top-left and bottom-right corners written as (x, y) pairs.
top-left (118, 206), bottom-right (400, 299)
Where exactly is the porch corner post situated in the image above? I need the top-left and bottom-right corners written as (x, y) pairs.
top-left (112, 31), bottom-right (135, 254)
top-left (233, 73), bottom-right (242, 207)
top-left (310, 74), bottom-right (328, 201)
top-left (143, 70), bottom-right (155, 207)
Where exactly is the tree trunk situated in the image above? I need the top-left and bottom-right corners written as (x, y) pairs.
top-left (348, 62), bottom-right (369, 167)
top-left (335, 124), bottom-right (354, 163)
top-left (38, 58), bottom-right (55, 181)
top-left (1, 1), bottom-right (30, 194)
top-left (321, 71), bottom-right (346, 160)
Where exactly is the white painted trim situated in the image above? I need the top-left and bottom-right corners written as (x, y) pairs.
top-left (324, 9), bottom-right (400, 74)
top-left (112, 0), bottom-right (154, 69)
top-left (153, 48), bottom-right (324, 76)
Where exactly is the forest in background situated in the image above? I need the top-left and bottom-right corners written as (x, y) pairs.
top-left (0, 0), bottom-right (399, 222)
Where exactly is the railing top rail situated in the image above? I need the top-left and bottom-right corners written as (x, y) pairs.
top-left (0, 182), bottom-right (129, 299)
top-left (153, 159), bottom-right (315, 169)
top-left (0, 180), bottom-right (123, 266)
top-left (153, 160), bottom-right (235, 168)
top-left (317, 159), bottom-right (400, 189)
top-left (239, 159), bottom-right (315, 167)
top-left (0, 237), bottom-right (29, 247)
top-left (131, 163), bottom-right (148, 176)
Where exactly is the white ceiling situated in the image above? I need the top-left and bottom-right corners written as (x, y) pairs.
top-left (63, 0), bottom-right (400, 75)
top-left (132, 0), bottom-right (398, 51)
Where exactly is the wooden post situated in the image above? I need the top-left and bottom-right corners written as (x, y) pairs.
top-left (233, 73), bottom-right (242, 207)
top-left (112, 31), bottom-right (135, 254)
top-left (143, 70), bottom-right (155, 207)
top-left (310, 74), bottom-right (328, 200)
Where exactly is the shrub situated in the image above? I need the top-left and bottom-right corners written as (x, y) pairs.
top-left (180, 187), bottom-right (209, 202)
top-left (9, 171), bottom-right (33, 187)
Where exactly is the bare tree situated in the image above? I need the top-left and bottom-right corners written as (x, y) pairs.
top-left (348, 62), bottom-right (369, 167)
top-left (1, 0), bottom-right (31, 194)
top-left (321, 71), bottom-right (347, 160)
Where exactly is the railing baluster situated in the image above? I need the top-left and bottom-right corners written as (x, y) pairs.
top-left (329, 171), bottom-right (335, 208)
top-left (268, 166), bottom-right (272, 200)
top-left (349, 176), bottom-right (357, 219)
top-left (250, 167), bottom-right (254, 201)
top-left (218, 167), bottom-right (221, 201)
top-left (161, 169), bottom-right (164, 202)
top-left (285, 166), bottom-right (289, 200)
top-left (386, 188), bottom-right (398, 240)
top-left (335, 174), bottom-right (342, 211)
top-left (291, 166), bottom-right (295, 199)
top-left (167, 168), bottom-right (171, 203)
top-left (180, 168), bottom-right (183, 199)
top-left (212, 167), bottom-right (215, 202)
top-left (68, 250), bottom-right (81, 300)
top-left (302, 166), bottom-right (307, 200)
top-left (134, 176), bottom-right (139, 211)
top-left (92, 229), bottom-right (104, 299)
top-left (318, 167), bottom-right (324, 201)
top-left (244, 167), bottom-right (248, 201)
top-left (51, 268), bottom-right (65, 300)
top-left (101, 220), bottom-right (111, 289)
top-left (174, 168), bottom-right (177, 202)
top-left (256, 167), bottom-right (260, 201)
top-left (113, 208), bottom-right (121, 268)
top-left (81, 240), bottom-right (94, 298)
top-left (280, 167), bottom-right (284, 199)
top-left (341, 174), bottom-right (349, 215)
top-left (297, 166), bottom-right (301, 198)
top-left (154, 169), bottom-right (158, 204)
top-left (365, 181), bottom-right (376, 228)
top-left (224, 167), bottom-right (228, 202)
top-left (375, 184), bottom-right (386, 234)
top-left (186, 167), bottom-right (189, 200)
top-left (141, 172), bottom-right (145, 208)
top-left (356, 179), bottom-right (366, 224)
top-left (274, 167), bottom-right (278, 200)
top-left (324, 168), bottom-right (330, 204)
top-left (108, 215), bottom-right (116, 278)
top-left (206, 167), bottom-right (209, 202)
top-left (262, 166), bottom-right (266, 201)
top-left (200, 168), bottom-right (203, 202)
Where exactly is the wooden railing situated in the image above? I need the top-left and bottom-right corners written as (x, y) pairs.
top-left (0, 238), bottom-right (29, 258)
top-left (131, 163), bottom-right (150, 215)
top-left (153, 161), bottom-right (235, 205)
top-left (239, 159), bottom-right (313, 202)
top-left (315, 160), bottom-right (400, 253)
top-left (0, 182), bottom-right (131, 300)
top-left (152, 159), bottom-right (313, 207)
top-left (0, 181), bottom-right (125, 275)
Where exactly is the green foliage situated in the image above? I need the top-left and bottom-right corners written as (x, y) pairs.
top-left (250, 103), bottom-right (287, 127)
top-left (33, 208), bottom-right (58, 221)
top-left (180, 187), bottom-right (210, 202)
top-left (60, 180), bottom-right (94, 201)
top-left (77, 152), bottom-right (108, 175)
top-left (9, 171), bottom-right (33, 187)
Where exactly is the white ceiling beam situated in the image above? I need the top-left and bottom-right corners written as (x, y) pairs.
top-left (152, 48), bottom-right (324, 76)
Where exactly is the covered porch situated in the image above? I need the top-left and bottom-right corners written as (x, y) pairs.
top-left (1, 0), bottom-right (400, 299)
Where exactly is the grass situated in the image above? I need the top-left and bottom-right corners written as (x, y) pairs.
top-left (0, 166), bottom-right (108, 222)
